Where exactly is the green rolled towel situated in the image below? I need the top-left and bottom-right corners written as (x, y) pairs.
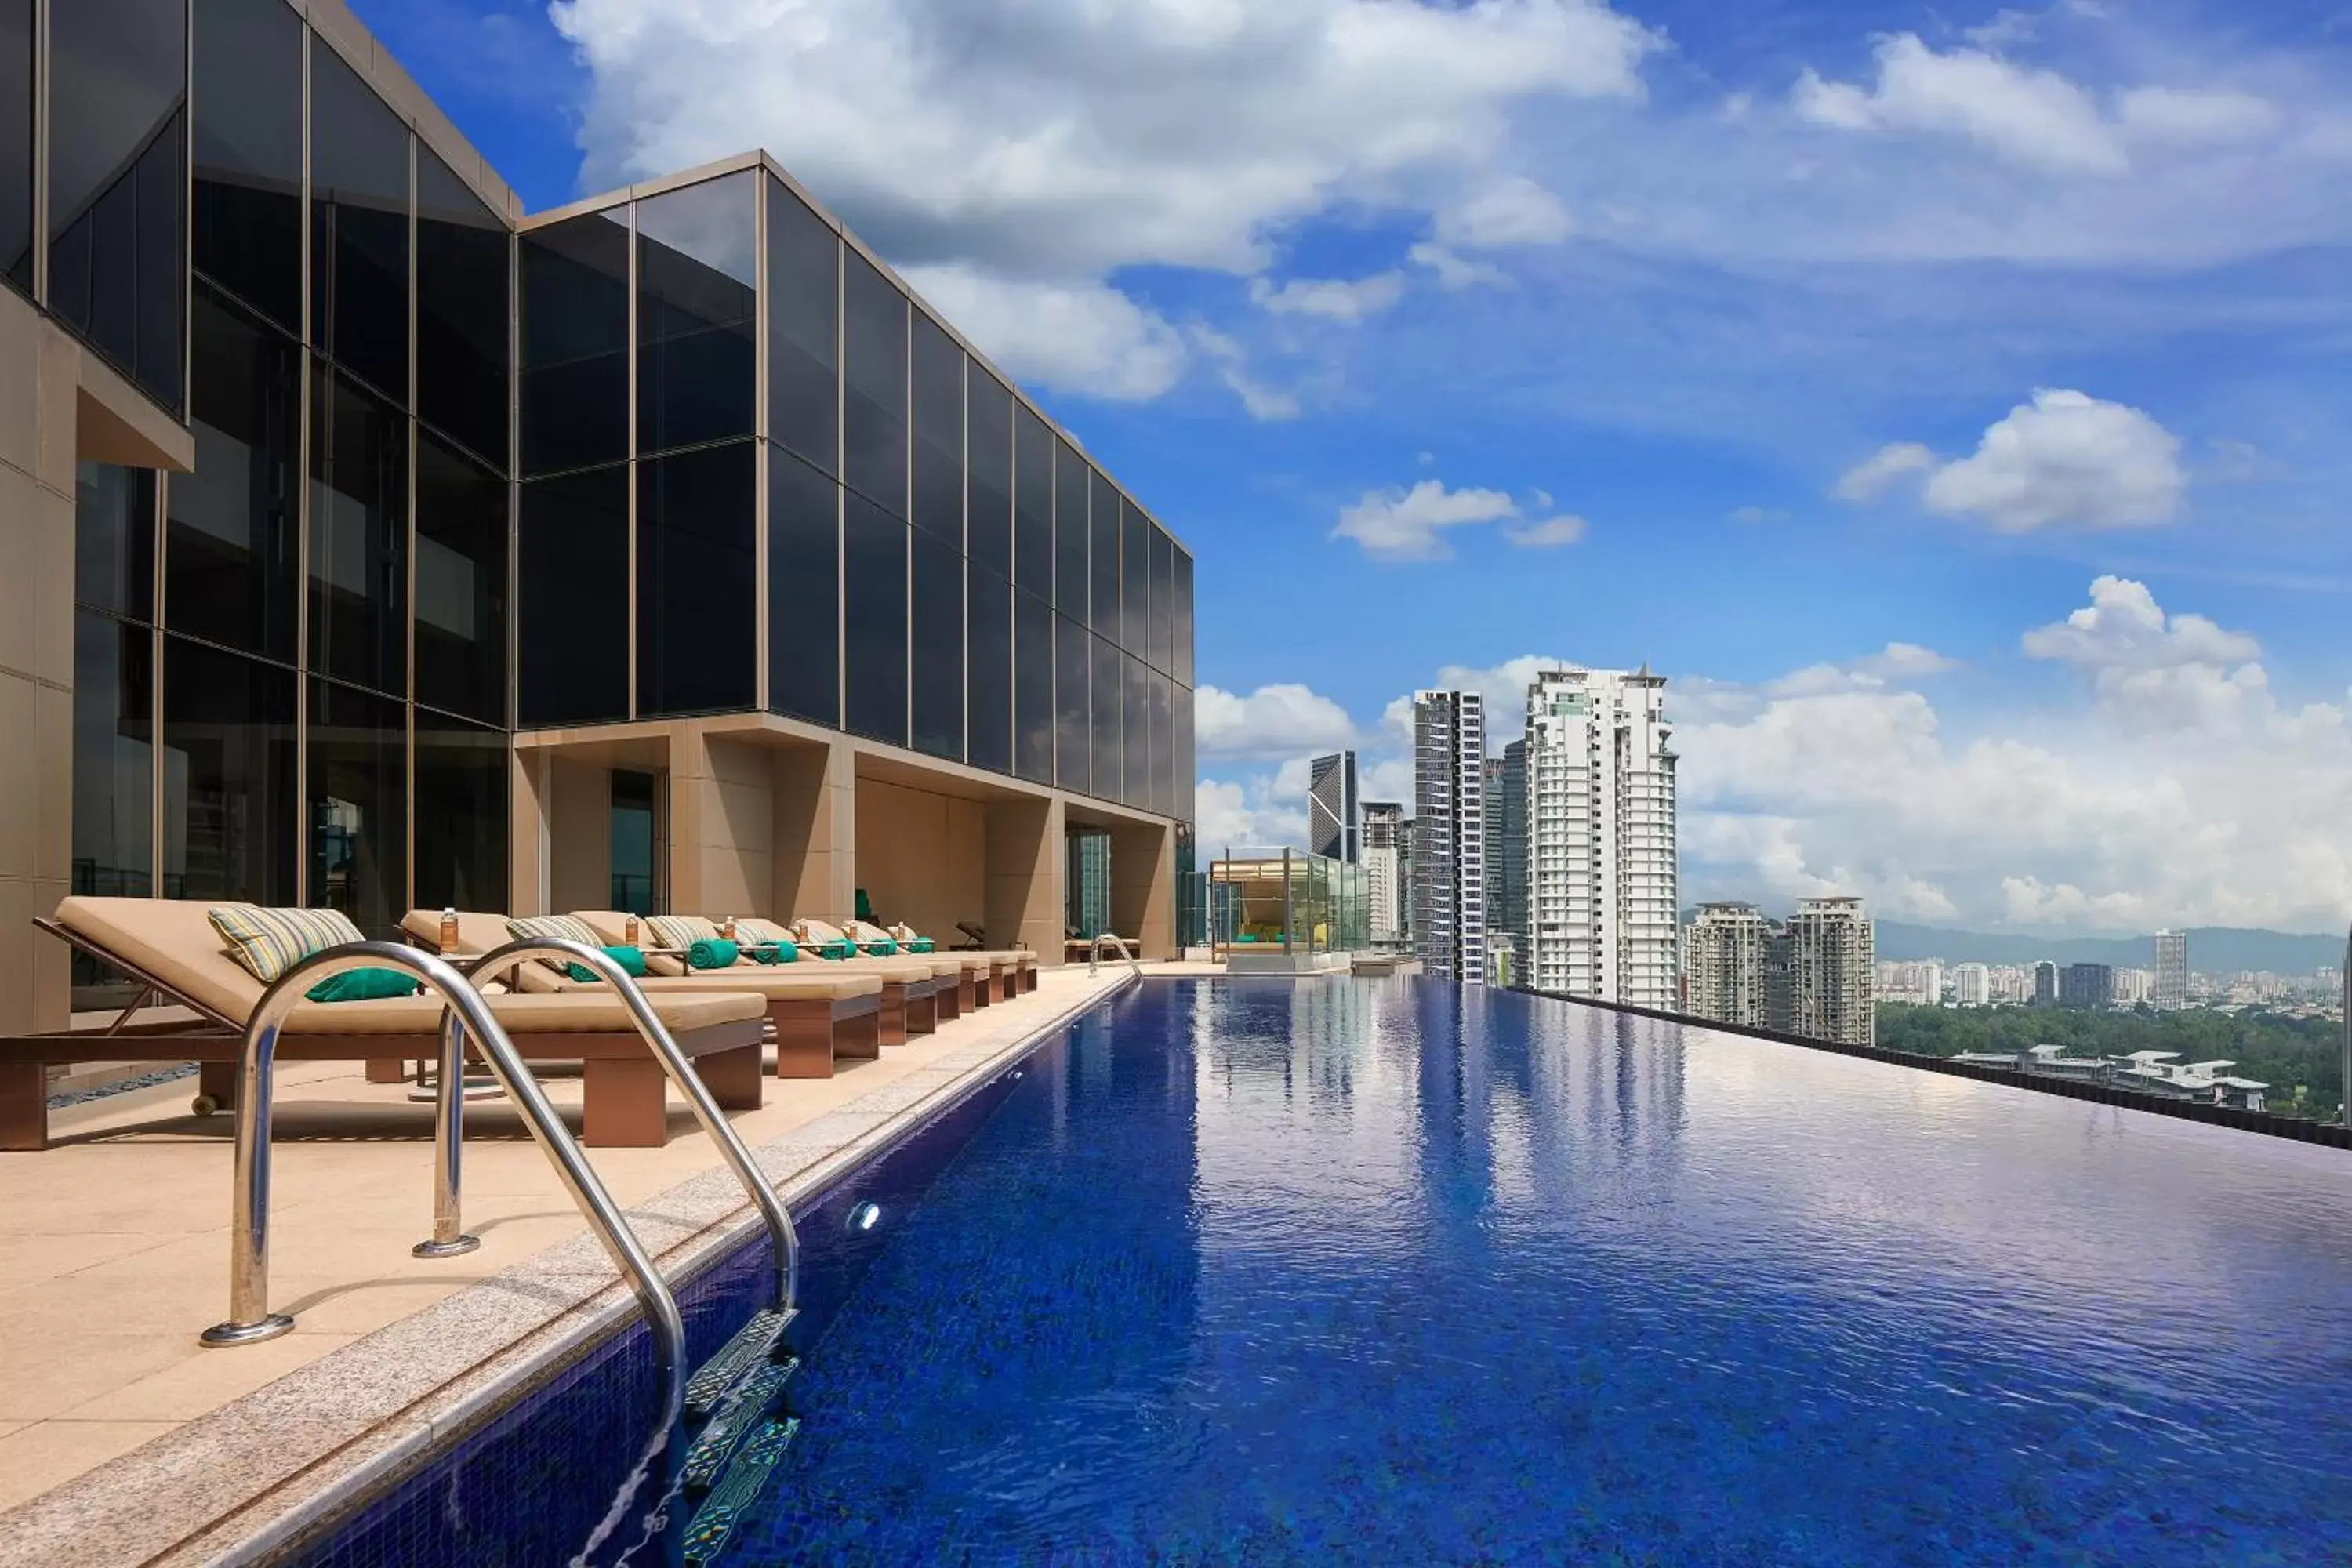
top-left (688, 937), bottom-right (741, 971)
top-left (306, 968), bottom-right (422, 1003)
top-left (818, 938), bottom-right (855, 960)
top-left (862, 939), bottom-right (898, 956)
top-left (759, 942), bottom-right (800, 964)
top-left (909, 938), bottom-right (935, 954)
top-left (568, 944), bottom-right (649, 982)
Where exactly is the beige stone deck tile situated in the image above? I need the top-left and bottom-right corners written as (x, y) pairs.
top-left (0, 1230), bottom-right (183, 1284)
top-left (0, 1420), bottom-right (180, 1513)
top-left (0, 1335), bottom-right (196, 1422)
top-left (50, 1333), bottom-right (358, 1423)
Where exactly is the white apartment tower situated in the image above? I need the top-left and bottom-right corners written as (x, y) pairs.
top-left (1685, 902), bottom-right (1772, 1028)
top-left (1523, 667), bottom-right (1679, 1007)
top-left (1362, 801), bottom-right (1406, 945)
top-left (1951, 962), bottom-right (1991, 1007)
top-left (1412, 691), bottom-right (1486, 983)
top-left (2154, 929), bottom-right (2187, 1011)
top-left (1776, 896), bottom-right (1875, 1047)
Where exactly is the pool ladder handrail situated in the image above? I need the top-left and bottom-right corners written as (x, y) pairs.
top-left (199, 942), bottom-right (689, 1433)
top-left (1087, 931), bottom-right (1143, 978)
top-left (463, 936), bottom-right (800, 1313)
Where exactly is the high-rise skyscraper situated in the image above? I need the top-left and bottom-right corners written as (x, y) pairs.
top-left (2032, 960), bottom-right (2058, 1006)
top-left (1951, 963), bottom-right (1991, 1006)
top-left (1308, 751), bottom-right (1359, 864)
top-left (1523, 667), bottom-right (1679, 1006)
top-left (1685, 902), bottom-right (1772, 1027)
top-left (1773, 896), bottom-right (1875, 1046)
top-left (2060, 963), bottom-right (2113, 1010)
top-left (2154, 929), bottom-right (2187, 1010)
top-left (1362, 800), bottom-right (1406, 944)
top-left (1483, 741), bottom-right (1528, 952)
top-left (1412, 691), bottom-right (1486, 983)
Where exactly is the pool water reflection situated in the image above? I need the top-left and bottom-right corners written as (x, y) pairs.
top-left (740, 978), bottom-right (2352, 1564)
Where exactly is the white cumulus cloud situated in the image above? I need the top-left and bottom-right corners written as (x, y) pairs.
top-left (1249, 272), bottom-right (1407, 323)
top-left (1195, 682), bottom-right (1359, 760)
top-left (1333, 480), bottom-right (1588, 560)
top-left (1793, 33), bottom-right (2128, 176)
top-left (1837, 390), bottom-right (2186, 532)
top-left (898, 265), bottom-right (1186, 401)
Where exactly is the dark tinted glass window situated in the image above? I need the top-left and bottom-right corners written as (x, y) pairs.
top-left (71, 613), bottom-right (154, 897)
top-left (309, 367), bottom-right (408, 695)
top-left (74, 463), bottom-right (154, 621)
top-left (418, 150), bottom-right (510, 468)
top-left (638, 441), bottom-right (757, 716)
top-left (843, 492), bottom-right (906, 743)
top-left (1150, 525), bottom-right (1175, 674)
top-left (1122, 498), bottom-right (1149, 657)
top-left (1123, 653), bottom-right (1150, 807)
top-left (161, 636), bottom-right (297, 903)
top-left (770, 447), bottom-right (839, 728)
top-left (911, 529), bottom-right (962, 760)
top-left (517, 465), bottom-right (629, 725)
top-left (1091, 633), bottom-right (1121, 801)
top-left (48, 0), bottom-right (186, 408)
top-left (1150, 670), bottom-right (1174, 817)
top-left (967, 568), bottom-right (1011, 776)
top-left (0, 0), bottom-right (29, 291)
top-left (1055, 442), bottom-right (1090, 620)
top-left (191, 0), bottom-right (299, 332)
top-left (1175, 685), bottom-right (1194, 826)
top-left (415, 433), bottom-right (507, 724)
top-left (909, 313), bottom-right (963, 546)
top-left (520, 211), bottom-right (629, 475)
top-left (842, 254), bottom-right (906, 515)
top-left (414, 708), bottom-right (508, 913)
top-left (169, 285), bottom-right (299, 661)
top-left (1014, 590), bottom-right (1052, 786)
top-left (637, 172), bottom-right (756, 456)
top-left (310, 41), bottom-right (408, 402)
top-left (1055, 615), bottom-right (1091, 795)
top-left (967, 372), bottom-right (1011, 579)
top-left (309, 677), bottom-right (406, 937)
top-left (767, 176), bottom-right (838, 475)
top-left (1174, 549), bottom-right (1193, 686)
top-left (1013, 406), bottom-right (1052, 597)
top-left (1090, 472), bottom-right (1120, 642)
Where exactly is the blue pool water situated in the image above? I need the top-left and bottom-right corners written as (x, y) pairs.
top-left (738, 978), bottom-right (2352, 1565)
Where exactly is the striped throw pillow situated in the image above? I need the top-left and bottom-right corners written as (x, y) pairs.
top-left (209, 906), bottom-right (368, 984)
top-left (503, 913), bottom-right (608, 975)
top-left (644, 913), bottom-right (722, 952)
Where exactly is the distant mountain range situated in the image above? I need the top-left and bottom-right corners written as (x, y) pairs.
top-left (1869, 922), bottom-right (2343, 975)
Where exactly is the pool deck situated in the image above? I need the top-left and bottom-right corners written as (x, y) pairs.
top-left (0, 962), bottom-right (1143, 1566)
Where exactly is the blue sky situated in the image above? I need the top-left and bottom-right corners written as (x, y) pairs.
top-left (361, 0), bottom-right (2352, 936)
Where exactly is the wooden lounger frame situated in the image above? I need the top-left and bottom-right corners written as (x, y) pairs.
top-left (0, 919), bottom-right (775, 1151)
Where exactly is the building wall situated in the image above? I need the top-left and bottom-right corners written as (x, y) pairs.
top-left (1412, 691), bottom-right (1485, 982)
top-left (853, 775), bottom-right (989, 941)
top-left (1774, 897), bottom-right (1875, 1047)
top-left (1686, 903), bottom-right (1770, 1028)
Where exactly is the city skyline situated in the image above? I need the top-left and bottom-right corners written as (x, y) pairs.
top-left (363, 0), bottom-right (2352, 942)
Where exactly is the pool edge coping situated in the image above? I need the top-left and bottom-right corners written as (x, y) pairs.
top-left (0, 971), bottom-right (1140, 1568)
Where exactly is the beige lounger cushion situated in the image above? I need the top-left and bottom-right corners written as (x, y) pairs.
top-left (583, 971), bottom-right (882, 1002)
top-left (53, 897), bottom-right (764, 1035)
top-left (280, 989), bottom-right (766, 1036)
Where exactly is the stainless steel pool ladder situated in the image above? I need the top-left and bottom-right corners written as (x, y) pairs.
top-left (1087, 932), bottom-right (1142, 978)
top-left (197, 940), bottom-right (803, 1432)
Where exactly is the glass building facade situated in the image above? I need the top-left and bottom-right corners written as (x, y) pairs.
top-left (31, 0), bottom-right (1192, 944)
top-left (516, 165), bottom-right (1196, 827)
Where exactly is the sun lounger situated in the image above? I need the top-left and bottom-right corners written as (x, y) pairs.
top-left (441, 911), bottom-right (887, 1074)
top-left (0, 898), bottom-right (771, 1149)
top-left (844, 919), bottom-right (1040, 1000)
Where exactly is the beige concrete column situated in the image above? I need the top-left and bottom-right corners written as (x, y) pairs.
top-left (0, 299), bottom-right (77, 1036)
top-left (985, 795), bottom-right (1063, 960)
top-left (507, 746), bottom-right (549, 916)
top-left (681, 731), bottom-right (774, 920)
top-left (1108, 819), bottom-right (1175, 960)
top-left (771, 737), bottom-right (855, 923)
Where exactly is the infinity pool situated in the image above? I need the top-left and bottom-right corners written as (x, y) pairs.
top-left (736, 977), bottom-right (2350, 1563)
